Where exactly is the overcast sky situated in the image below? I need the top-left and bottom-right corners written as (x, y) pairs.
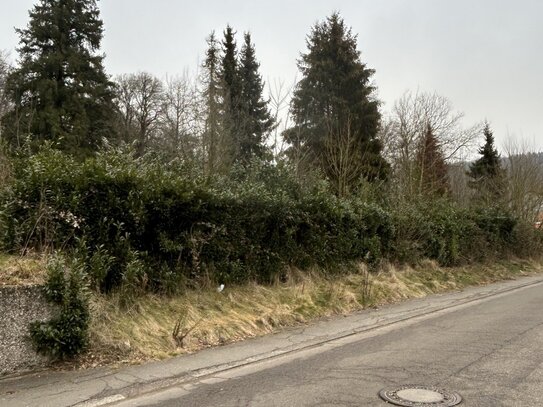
top-left (1, 0), bottom-right (542, 152)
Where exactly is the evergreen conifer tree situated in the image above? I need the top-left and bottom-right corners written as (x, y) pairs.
top-left (238, 32), bottom-right (274, 162)
top-left (416, 124), bottom-right (449, 196)
top-left (285, 13), bottom-right (388, 187)
top-left (201, 31), bottom-right (224, 174)
top-left (3, 0), bottom-right (115, 155)
top-left (221, 25), bottom-right (242, 161)
top-left (468, 122), bottom-right (504, 202)
top-left (221, 26), bottom-right (242, 109)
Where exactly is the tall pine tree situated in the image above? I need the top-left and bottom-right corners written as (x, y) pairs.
top-left (3, 0), bottom-right (115, 155)
top-left (285, 13), bottom-right (388, 188)
top-left (468, 122), bottom-right (504, 202)
top-left (238, 32), bottom-right (274, 162)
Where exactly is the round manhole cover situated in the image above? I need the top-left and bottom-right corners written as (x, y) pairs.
top-left (379, 385), bottom-right (462, 406)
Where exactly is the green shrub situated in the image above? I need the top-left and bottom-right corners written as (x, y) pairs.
top-left (2, 147), bottom-right (537, 293)
top-left (389, 199), bottom-right (521, 266)
top-left (473, 206), bottom-right (517, 246)
top-left (29, 255), bottom-right (90, 359)
top-left (1, 149), bottom-right (395, 288)
top-left (509, 222), bottom-right (543, 258)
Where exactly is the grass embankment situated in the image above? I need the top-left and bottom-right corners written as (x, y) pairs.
top-left (84, 258), bottom-right (542, 367)
top-left (0, 254), bottom-right (46, 286)
top-left (2, 256), bottom-right (540, 368)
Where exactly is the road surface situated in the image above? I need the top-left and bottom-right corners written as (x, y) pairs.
top-left (113, 281), bottom-right (543, 407)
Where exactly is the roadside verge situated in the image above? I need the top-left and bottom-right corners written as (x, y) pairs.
top-left (2, 271), bottom-right (543, 407)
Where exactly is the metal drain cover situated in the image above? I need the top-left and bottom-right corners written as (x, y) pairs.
top-left (379, 385), bottom-right (462, 406)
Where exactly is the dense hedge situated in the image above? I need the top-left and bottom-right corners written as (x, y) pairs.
top-left (0, 148), bottom-right (528, 292)
top-left (390, 200), bottom-right (517, 265)
top-left (0, 149), bottom-right (394, 291)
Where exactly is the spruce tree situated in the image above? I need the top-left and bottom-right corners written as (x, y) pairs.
top-left (285, 13), bottom-right (388, 187)
top-left (201, 31), bottom-right (224, 174)
top-left (416, 124), bottom-right (449, 196)
top-left (238, 32), bottom-right (274, 162)
top-left (221, 25), bottom-right (242, 162)
top-left (221, 26), bottom-right (242, 109)
top-left (3, 0), bottom-right (115, 155)
top-left (468, 122), bottom-right (504, 202)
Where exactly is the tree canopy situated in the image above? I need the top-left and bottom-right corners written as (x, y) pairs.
top-left (2, 0), bottom-right (115, 156)
top-left (285, 13), bottom-right (388, 188)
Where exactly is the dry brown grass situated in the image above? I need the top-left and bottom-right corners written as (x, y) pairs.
top-left (87, 268), bottom-right (365, 364)
top-left (86, 258), bottom-right (542, 367)
top-left (0, 254), bottom-right (47, 286)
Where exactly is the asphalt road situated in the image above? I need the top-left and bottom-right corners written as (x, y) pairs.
top-left (114, 282), bottom-right (543, 407)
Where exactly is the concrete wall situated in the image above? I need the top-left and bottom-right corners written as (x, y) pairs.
top-left (0, 285), bottom-right (53, 376)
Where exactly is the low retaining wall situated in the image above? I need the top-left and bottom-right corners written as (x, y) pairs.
top-left (0, 285), bottom-right (53, 376)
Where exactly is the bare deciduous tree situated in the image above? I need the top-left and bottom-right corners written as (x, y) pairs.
top-left (114, 72), bottom-right (164, 156)
top-left (447, 162), bottom-right (473, 206)
top-left (159, 74), bottom-right (200, 160)
top-left (382, 90), bottom-right (481, 198)
top-left (0, 50), bottom-right (37, 149)
top-left (323, 116), bottom-right (363, 197)
top-left (268, 77), bottom-right (296, 159)
top-left (114, 74), bottom-right (136, 141)
top-left (503, 137), bottom-right (543, 222)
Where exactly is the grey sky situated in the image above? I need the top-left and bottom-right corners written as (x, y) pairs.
top-left (1, 0), bottom-right (542, 152)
